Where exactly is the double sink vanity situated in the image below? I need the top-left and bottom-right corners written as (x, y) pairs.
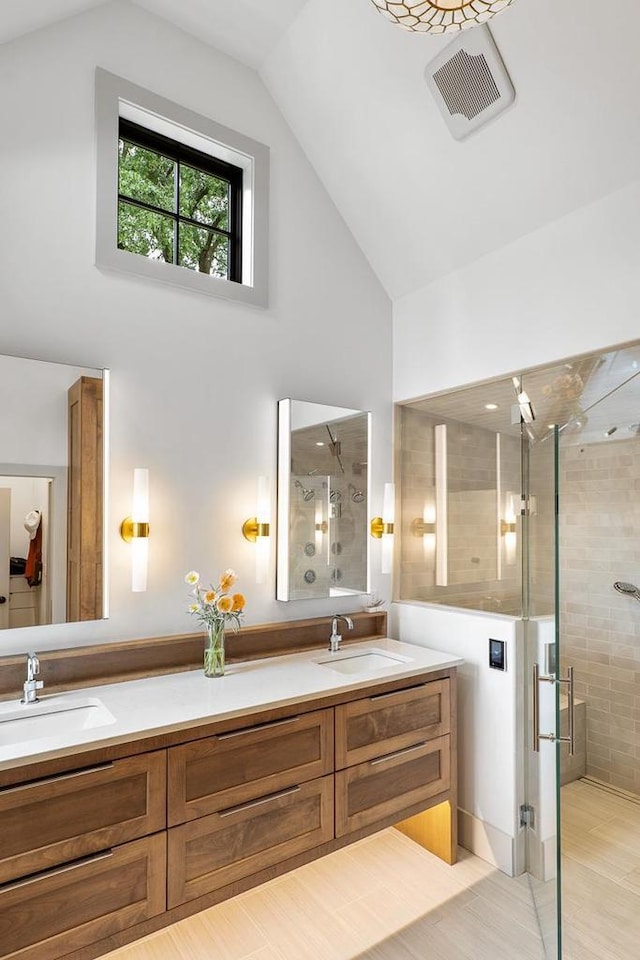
top-left (0, 619), bottom-right (461, 960)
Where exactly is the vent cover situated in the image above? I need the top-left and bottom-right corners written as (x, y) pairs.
top-left (425, 25), bottom-right (515, 140)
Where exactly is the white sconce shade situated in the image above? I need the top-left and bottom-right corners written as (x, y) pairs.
top-left (435, 425), bottom-right (448, 586)
top-left (371, 482), bottom-right (396, 575)
top-left (242, 476), bottom-right (271, 584)
top-left (120, 468), bottom-right (150, 593)
top-left (381, 482), bottom-right (395, 575)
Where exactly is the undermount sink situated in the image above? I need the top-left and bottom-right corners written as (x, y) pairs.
top-left (0, 696), bottom-right (116, 747)
top-left (314, 648), bottom-right (411, 675)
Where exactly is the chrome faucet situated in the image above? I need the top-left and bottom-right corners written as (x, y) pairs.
top-left (328, 615), bottom-right (354, 653)
top-left (21, 653), bottom-right (43, 704)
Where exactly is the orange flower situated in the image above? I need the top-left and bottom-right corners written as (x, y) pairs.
top-left (219, 568), bottom-right (238, 592)
top-left (217, 595), bottom-right (233, 614)
top-left (203, 590), bottom-right (216, 604)
top-left (231, 592), bottom-right (245, 612)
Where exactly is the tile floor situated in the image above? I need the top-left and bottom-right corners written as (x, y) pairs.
top-left (562, 779), bottom-right (640, 960)
top-left (105, 779), bottom-right (640, 960)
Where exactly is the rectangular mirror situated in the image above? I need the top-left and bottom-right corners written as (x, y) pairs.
top-left (0, 354), bottom-right (108, 631)
top-left (277, 399), bottom-right (370, 601)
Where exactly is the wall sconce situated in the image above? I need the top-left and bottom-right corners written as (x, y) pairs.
top-left (500, 489), bottom-right (518, 570)
top-left (370, 482), bottom-right (395, 575)
top-left (242, 476), bottom-right (271, 584)
top-left (411, 518), bottom-right (436, 537)
top-left (120, 468), bottom-right (149, 592)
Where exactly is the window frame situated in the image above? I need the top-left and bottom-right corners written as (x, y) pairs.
top-left (118, 118), bottom-right (244, 283)
top-left (96, 68), bottom-right (269, 307)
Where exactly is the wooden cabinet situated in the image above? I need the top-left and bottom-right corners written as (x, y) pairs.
top-left (335, 679), bottom-right (450, 769)
top-left (168, 709), bottom-right (333, 825)
top-left (334, 678), bottom-right (455, 854)
top-left (0, 834), bottom-right (166, 960)
top-left (0, 752), bottom-right (166, 884)
top-left (168, 776), bottom-right (334, 907)
top-left (336, 736), bottom-right (450, 837)
top-left (0, 666), bottom-right (457, 960)
top-left (67, 375), bottom-right (103, 623)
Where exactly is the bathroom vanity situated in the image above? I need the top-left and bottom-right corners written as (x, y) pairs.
top-left (0, 624), bottom-right (460, 960)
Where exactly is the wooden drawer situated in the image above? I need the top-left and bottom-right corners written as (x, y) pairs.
top-left (168, 775), bottom-right (334, 906)
top-left (0, 752), bottom-right (166, 884)
top-left (0, 833), bottom-right (166, 960)
top-left (336, 735), bottom-right (450, 837)
top-left (335, 679), bottom-right (450, 769)
top-left (168, 709), bottom-right (333, 825)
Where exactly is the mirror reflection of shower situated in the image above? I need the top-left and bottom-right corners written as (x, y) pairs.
top-left (348, 483), bottom-right (365, 503)
top-left (294, 480), bottom-right (315, 501)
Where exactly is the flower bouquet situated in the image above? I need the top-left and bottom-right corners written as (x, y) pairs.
top-left (185, 569), bottom-right (245, 677)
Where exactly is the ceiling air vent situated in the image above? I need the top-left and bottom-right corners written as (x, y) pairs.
top-left (425, 25), bottom-right (515, 140)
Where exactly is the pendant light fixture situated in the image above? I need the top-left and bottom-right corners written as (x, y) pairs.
top-left (369, 0), bottom-right (516, 35)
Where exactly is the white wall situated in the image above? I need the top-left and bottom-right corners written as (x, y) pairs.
top-left (0, 0), bottom-right (392, 654)
top-left (393, 178), bottom-right (640, 402)
top-left (391, 601), bottom-right (521, 874)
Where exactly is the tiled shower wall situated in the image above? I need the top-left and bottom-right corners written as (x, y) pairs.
top-left (560, 437), bottom-right (640, 795)
top-left (398, 407), bottom-right (521, 613)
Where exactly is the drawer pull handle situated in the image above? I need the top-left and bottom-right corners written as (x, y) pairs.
top-left (0, 850), bottom-right (114, 892)
top-left (0, 762), bottom-right (114, 795)
top-left (370, 683), bottom-right (427, 702)
top-left (218, 717), bottom-right (300, 740)
top-left (370, 742), bottom-right (427, 766)
top-left (219, 786), bottom-right (301, 818)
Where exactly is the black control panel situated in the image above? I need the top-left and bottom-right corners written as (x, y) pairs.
top-left (489, 638), bottom-right (506, 671)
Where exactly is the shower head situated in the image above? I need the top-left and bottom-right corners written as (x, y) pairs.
top-left (294, 480), bottom-right (315, 502)
top-left (348, 483), bottom-right (365, 503)
top-left (613, 581), bottom-right (640, 602)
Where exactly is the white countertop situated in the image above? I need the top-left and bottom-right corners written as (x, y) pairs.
top-left (0, 638), bottom-right (462, 773)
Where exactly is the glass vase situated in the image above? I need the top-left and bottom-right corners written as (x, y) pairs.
top-left (203, 621), bottom-right (225, 678)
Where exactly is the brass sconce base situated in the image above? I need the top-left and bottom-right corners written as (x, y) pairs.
top-left (370, 517), bottom-right (394, 539)
top-left (411, 518), bottom-right (436, 537)
top-left (243, 517), bottom-right (270, 543)
top-left (120, 517), bottom-right (150, 542)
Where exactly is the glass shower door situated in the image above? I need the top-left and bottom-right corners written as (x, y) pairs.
top-left (523, 425), bottom-right (563, 959)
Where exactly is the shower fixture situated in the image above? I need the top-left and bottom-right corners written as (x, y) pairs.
top-left (511, 376), bottom-right (535, 424)
top-left (348, 483), bottom-right (366, 503)
top-left (325, 424), bottom-right (345, 473)
top-left (294, 480), bottom-right (315, 502)
top-left (613, 581), bottom-right (640, 602)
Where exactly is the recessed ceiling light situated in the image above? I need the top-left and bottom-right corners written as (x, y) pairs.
top-left (316, 442), bottom-right (324, 446)
top-left (485, 403), bottom-right (499, 411)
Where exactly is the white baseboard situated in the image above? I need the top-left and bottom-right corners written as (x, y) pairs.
top-left (458, 808), bottom-right (515, 876)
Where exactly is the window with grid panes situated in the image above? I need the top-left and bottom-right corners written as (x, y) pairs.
top-left (117, 119), bottom-right (242, 282)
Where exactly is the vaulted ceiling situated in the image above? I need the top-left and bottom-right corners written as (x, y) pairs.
top-left (3, 0), bottom-right (639, 301)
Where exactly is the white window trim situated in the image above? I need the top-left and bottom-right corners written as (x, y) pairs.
top-left (95, 68), bottom-right (269, 308)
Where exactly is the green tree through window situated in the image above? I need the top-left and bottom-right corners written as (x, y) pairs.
top-left (117, 120), bottom-right (242, 282)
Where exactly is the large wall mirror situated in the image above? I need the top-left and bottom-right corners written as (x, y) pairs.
top-left (277, 399), bottom-right (370, 601)
top-left (0, 354), bottom-right (108, 631)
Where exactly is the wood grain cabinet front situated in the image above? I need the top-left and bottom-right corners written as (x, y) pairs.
top-left (335, 735), bottom-right (450, 837)
top-left (167, 774), bottom-right (334, 907)
top-left (335, 679), bottom-right (450, 769)
top-left (168, 709), bottom-right (333, 825)
top-left (0, 751), bottom-right (166, 884)
top-left (0, 833), bottom-right (166, 960)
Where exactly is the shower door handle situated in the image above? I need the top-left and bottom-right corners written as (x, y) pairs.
top-left (532, 663), bottom-right (575, 756)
